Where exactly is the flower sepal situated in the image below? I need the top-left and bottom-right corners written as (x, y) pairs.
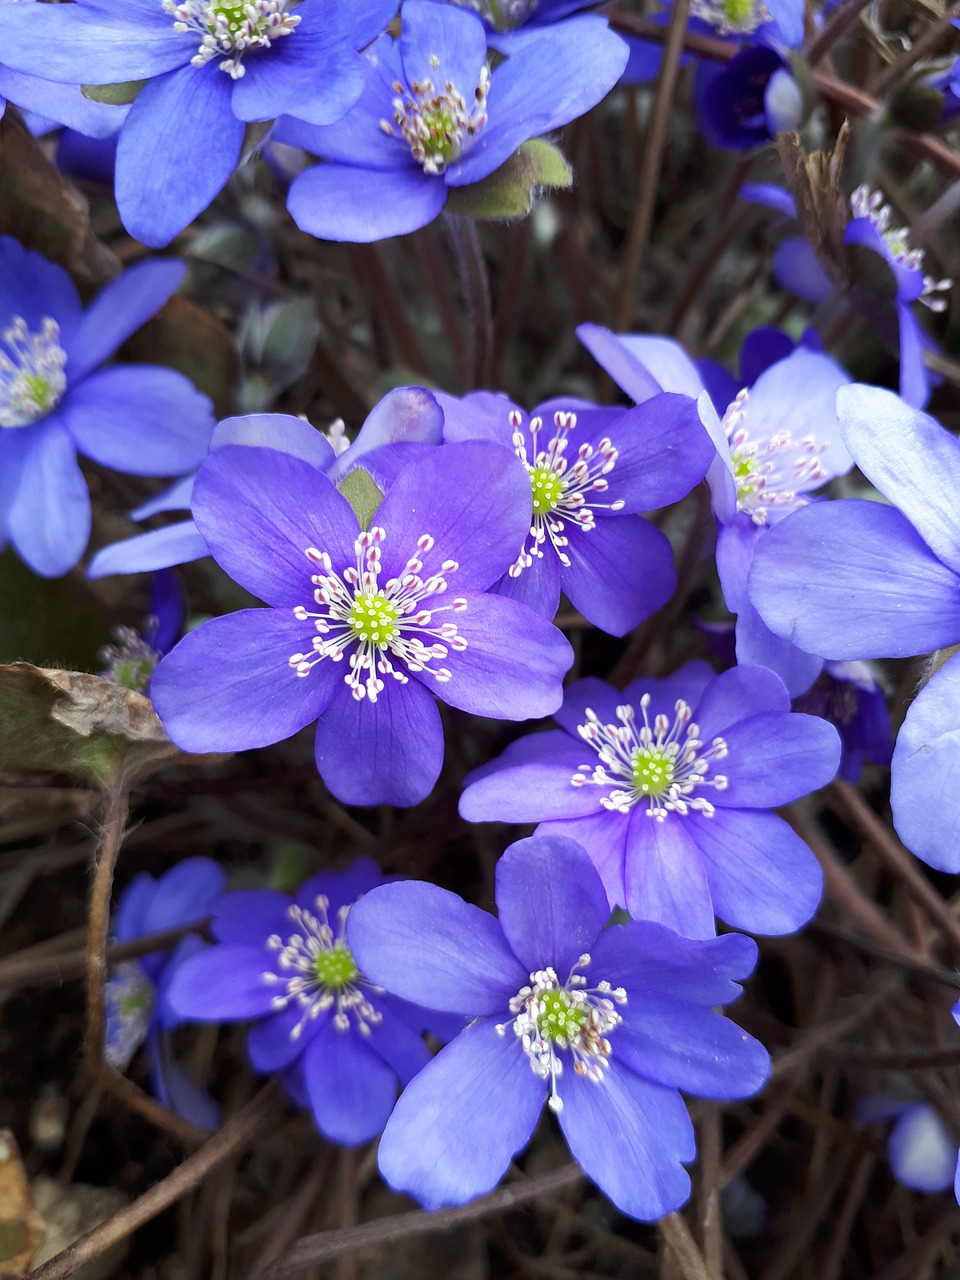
top-left (81, 80), bottom-right (147, 105)
top-left (445, 139), bottom-right (573, 220)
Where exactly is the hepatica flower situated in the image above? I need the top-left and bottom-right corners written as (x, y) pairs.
top-left (108, 857), bottom-right (226, 1129)
top-left (858, 1097), bottom-right (958, 1195)
top-left (461, 662), bottom-right (839, 938)
top-left (166, 858), bottom-right (440, 1144)
top-left (437, 389), bottom-right (713, 634)
top-left (695, 46), bottom-right (802, 151)
top-left (792, 660), bottom-right (891, 783)
top-left (282, 0), bottom-right (628, 241)
top-left (748, 384), bottom-right (960, 873)
top-left (0, 237), bottom-right (214, 577)
top-left (346, 835), bottom-right (769, 1217)
top-left (578, 322), bottom-right (852, 694)
top-left (151, 440), bottom-right (573, 807)
top-left (0, 0), bottom-right (395, 246)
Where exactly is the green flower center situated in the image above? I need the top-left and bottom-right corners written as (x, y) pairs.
top-left (537, 987), bottom-right (587, 1044)
top-left (349, 590), bottom-right (400, 646)
top-left (209, 0), bottom-right (244, 31)
top-left (731, 450), bottom-right (757, 501)
top-left (313, 941), bottom-right (359, 992)
top-left (530, 465), bottom-right (564, 514)
top-left (20, 373), bottom-right (56, 415)
top-left (722, 0), bottom-right (754, 24)
top-left (631, 745), bottom-right (676, 797)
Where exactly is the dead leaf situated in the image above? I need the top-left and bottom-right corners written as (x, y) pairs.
top-left (0, 1131), bottom-right (45, 1278)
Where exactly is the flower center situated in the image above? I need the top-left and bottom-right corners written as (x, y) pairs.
top-left (691, 0), bottom-right (770, 34)
top-left (264, 897), bottom-right (381, 1040)
top-left (288, 527), bottom-right (468, 704)
top-left (380, 55), bottom-right (489, 175)
top-left (0, 316), bottom-right (67, 428)
top-left (721, 387), bottom-right (834, 526)
top-left (497, 957), bottom-right (626, 1112)
top-left (571, 695), bottom-right (728, 820)
top-left (509, 410), bottom-right (623, 577)
top-left (104, 962), bottom-right (156, 1071)
top-left (163, 0), bottom-right (301, 79)
top-left (849, 185), bottom-right (952, 312)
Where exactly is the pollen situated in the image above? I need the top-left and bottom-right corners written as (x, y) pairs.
top-left (631, 745), bottom-right (676, 797)
top-left (164, 0), bottom-right (301, 79)
top-left (313, 940), bottom-right (360, 993)
top-left (348, 590), bottom-right (401, 646)
top-left (530, 466), bottom-right (564, 514)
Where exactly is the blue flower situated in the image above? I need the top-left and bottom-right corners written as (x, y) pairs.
top-left (695, 45), bottom-right (802, 150)
top-left (427, 1), bottom-right (623, 58)
top-left (0, 237), bottom-right (215, 577)
top-left (792, 660), bottom-right (891, 782)
top-left (88, 388), bottom-right (445, 579)
top-left (437, 389), bottom-right (713, 635)
top-left (0, 0), bottom-right (395, 246)
top-left (150, 440), bottom-right (573, 807)
top-left (461, 662), bottom-right (838, 938)
top-left (281, 0), bottom-right (628, 242)
top-left (740, 182), bottom-right (952, 408)
top-left (578, 321), bottom-right (852, 694)
top-left (108, 857), bottom-right (227, 1129)
top-left (165, 858), bottom-right (443, 1145)
top-left (99, 569), bottom-right (186, 691)
top-left (345, 834), bottom-right (769, 1217)
top-left (748, 384), bottom-right (960, 873)
top-left (858, 1097), bottom-right (958, 1195)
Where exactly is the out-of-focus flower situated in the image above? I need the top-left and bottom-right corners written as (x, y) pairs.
top-left (793, 660), bottom-right (891, 782)
top-left (696, 46), bottom-right (802, 150)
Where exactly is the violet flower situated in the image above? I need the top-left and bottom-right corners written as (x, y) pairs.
top-left (695, 45), bottom-right (802, 151)
top-left (460, 662), bottom-right (839, 938)
top-left (166, 858), bottom-right (441, 1144)
top-left (748, 384), bottom-right (960, 873)
top-left (281, 0), bottom-right (628, 242)
top-left (792, 660), bottom-right (891, 783)
top-left (437, 389), bottom-right (713, 635)
top-left (150, 440), bottom-right (573, 807)
top-left (346, 834), bottom-right (769, 1217)
top-left (0, 237), bottom-right (214, 577)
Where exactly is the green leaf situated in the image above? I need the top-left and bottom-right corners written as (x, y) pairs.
top-left (445, 139), bottom-right (573, 220)
top-left (338, 467), bottom-right (384, 531)
top-left (81, 80), bottom-right (147, 105)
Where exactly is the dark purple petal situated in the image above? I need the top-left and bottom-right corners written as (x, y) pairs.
top-left (210, 889), bottom-right (293, 945)
top-left (165, 943), bottom-right (276, 1020)
top-left (714, 711), bottom-right (840, 808)
top-left (435, 593), bottom-right (572, 720)
top-left (615, 996), bottom-right (769, 1098)
top-left (891, 652), bottom-right (960, 873)
top-left (837, 384), bottom-right (960, 577)
top-left (561, 516), bottom-right (675, 637)
top-left (377, 1020), bottom-right (544, 1209)
top-left (8, 417), bottom-right (90, 577)
top-left (553, 675), bottom-right (630, 736)
top-left (151, 609), bottom-right (342, 752)
top-left (692, 665), bottom-right (790, 740)
top-left (748, 499), bottom-right (960, 659)
top-left (436, 389), bottom-right (520, 444)
top-left (113, 873), bottom-right (156, 942)
top-left (61, 365), bottom-right (213, 475)
top-left (897, 302), bottom-right (930, 409)
top-left (116, 66), bottom-right (244, 248)
top-left (623, 814), bottom-right (717, 939)
top-left (772, 238), bottom-right (833, 303)
top-left (492, 544), bottom-right (562, 621)
top-left (141, 858), bottom-right (226, 934)
top-left (601, 393), bottom-right (714, 510)
top-left (247, 1007), bottom-right (321, 1072)
top-left (347, 880), bottom-right (527, 1015)
top-left (148, 1032), bottom-right (222, 1131)
top-left (66, 259), bottom-right (185, 381)
top-left (296, 857), bottom-right (388, 916)
top-left (367, 994), bottom-right (433, 1086)
top-left (287, 163), bottom-right (447, 242)
top-left (373, 441), bottom-right (530, 588)
top-left (0, 236), bottom-right (83, 344)
top-left (558, 1064), bottom-right (693, 1221)
top-left (302, 1019), bottom-right (398, 1144)
top-left (193, 446), bottom-right (359, 607)
top-left (588, 922), bottom-right (758, 1004)
top-left (313, 678), bottom-right (444, 808)
top-left (689, 808), bottom-right (823, 935)
top-left (494, 835), bottom-right (610, 976)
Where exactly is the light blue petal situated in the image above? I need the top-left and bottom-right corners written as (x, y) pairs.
top-left (66, 259), bottom-right (186, 382)
top-left (287, 162), bottom-right (447, 241)
top-left (8, 417), bottom-right (90, 577)
top-left (87, 521), bottom-right (208, 579)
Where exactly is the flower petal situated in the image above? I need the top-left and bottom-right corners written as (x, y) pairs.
top-left (891, 651), bottom-right (960, 873)
top-left (287, 163), bottom-right (447, 242)
top-left (346, 880), bottom-right (527, 1015)
top-left (141, 858), bottom-right (226, 934)
top-left (558, 1063), bottom-right (693, 1221)
top-left (692, 664), bottom-right (790, 740)
top-left (714, 712), bottom-right (840, 808)
top-left (458, 737), bottom-right (598, 823)
top-left (623, 813), bottom-right (717, 939)
top-left (538, 811), bottom-right (632, 911)
top-left (588, 921), bottom-right (758, 1004)
top-left (561, 515), bottom-right (675, 637)
top-left (494, 835), bottom-right (610, 977)
top-left (889, 1103), bottom-right (957, 1193)
top-left (0, 3), bottom-right (186, 82)
top-left (302, 1019), bottom-right (399, 1145)
top-left (377, 1020), bottom-right (544, 1209)
top-left (87, 521), bottom-right (209, 579)
top-left (151, 608), bottom-right (342, 752)
top-left (313, 678), bottom-right (444, 808)
top-left (66, 259), bottom-right (186, 382)
top-left (8, 417), bottom-right (90, 577)
top-left (116, 66), bottom-right (243, 248)
top-left (210, 890), bottom-right (293, 945)
top-left (748, 499), bottom-right (960, 659)
top-left (690, 808), bottom-right (823, 934)
top-left (164, 943), bottom-right (277, 1020)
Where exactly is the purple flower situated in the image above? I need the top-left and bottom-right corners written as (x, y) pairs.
top-left (437, 390), bottom-right (713, 635)
top-left (88, 388), bottom-right (445, 579)
top-left (345, 834), bottom-right (769, 1217)
top-left (578, 322), bottom-right (852, 694)
top-left (792, 660), bottom-right (891, 782)
top-left (858, 1097), bottom-right (958, 1195)
top-left (166, 858), bottom-right (441, 1144)
top-left (281, 0), bottom-right (628, 242)
top-left (108, 857), bottom-right (227, 1129)
top-left (748, 384), bottom-right (960, 873)
top-left (0, 0), bottom-right (395, 246)
top-left (150, 440), bottom-right (573, 807)
top-left (695, 45), bottom-right (802, 151)
top-left (740, 182), bottom-right (951, 408)
top-left (0, 237), bottom-right (214, 577)
top-left (461, 662), bottom-right (839, 938)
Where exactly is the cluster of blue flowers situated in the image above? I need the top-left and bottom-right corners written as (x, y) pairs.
top-left (4, 0), bottom-right (960, 1239)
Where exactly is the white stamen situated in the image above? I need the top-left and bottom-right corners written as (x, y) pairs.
top-left (163, 0), bottom-right (300, 79)
top-left (380, 58), bottom-right (489, 175)
top-left (850, 185), bottom-right (952, 312)
top-left (0, 316), bottom-right (67, 428)
top-left (690, 0), bottom-right (770, 35)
